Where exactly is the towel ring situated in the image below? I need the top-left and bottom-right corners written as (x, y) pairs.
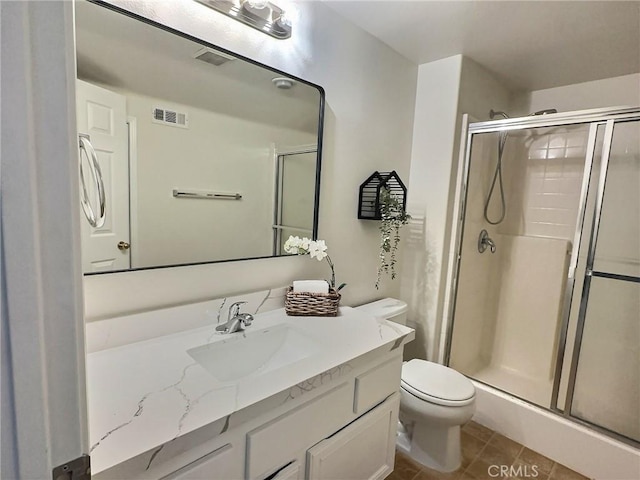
top-left (79, 134), bottom-right (106, 228)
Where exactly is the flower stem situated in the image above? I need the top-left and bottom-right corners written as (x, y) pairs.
top-left (325, 255), bottom-right (336, 289)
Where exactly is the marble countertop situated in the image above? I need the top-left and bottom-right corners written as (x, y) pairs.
top-left (86, 306), bottom-right (414, 474)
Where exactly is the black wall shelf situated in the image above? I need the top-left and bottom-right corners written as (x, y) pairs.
top-left (358, 170), bottom-right (407, 220)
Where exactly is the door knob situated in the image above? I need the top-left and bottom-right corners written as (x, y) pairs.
top-left (117, 241), bottom-right (130, 251)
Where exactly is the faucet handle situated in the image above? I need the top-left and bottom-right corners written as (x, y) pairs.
top-left (228, 301), bottom-right (247, 319)
top-left (239, 313), bottom-right (253, 327)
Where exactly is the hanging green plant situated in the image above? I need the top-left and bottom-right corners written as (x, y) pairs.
top-left (376, 188), bottom-right (411, 290)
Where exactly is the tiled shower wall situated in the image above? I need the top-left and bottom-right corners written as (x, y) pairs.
top-left (497, 126), bottom-right (591, 241)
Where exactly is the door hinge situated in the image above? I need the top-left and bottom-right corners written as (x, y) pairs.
top-left (52, 454), bottom-right (90, 480)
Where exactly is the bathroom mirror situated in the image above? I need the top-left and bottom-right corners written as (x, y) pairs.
top-left (75, 0), bottom-right (324, 274)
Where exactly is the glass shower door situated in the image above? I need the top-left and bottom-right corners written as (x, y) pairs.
top-left (564, 119), bottom-right (640, 443)
top-left (273, 150), bottom-right (318, 254)
top-left (446, 109), bottom-right (640, 446)
top-left (448, 122), bottom-right (594, 409)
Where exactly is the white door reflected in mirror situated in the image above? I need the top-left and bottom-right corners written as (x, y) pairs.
top-left (76, 79), bottom-right (131, 273)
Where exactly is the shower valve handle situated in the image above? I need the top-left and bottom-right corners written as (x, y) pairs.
top-left (478, 230), bottom-right (496, 254)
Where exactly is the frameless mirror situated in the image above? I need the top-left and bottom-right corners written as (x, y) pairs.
top-left (74, 0), bottom-right (324, 274)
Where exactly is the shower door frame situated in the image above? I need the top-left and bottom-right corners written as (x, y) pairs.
top-left (443, 106), bottom-right (640, 446)
top-left (271, 144), bottom-right (318, 255)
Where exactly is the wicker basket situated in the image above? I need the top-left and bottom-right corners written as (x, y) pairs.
top-left (285, 286), bottom-right (341, 317)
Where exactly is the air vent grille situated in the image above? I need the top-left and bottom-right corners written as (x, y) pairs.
top-left (193, 47), bottom-right (236, 66)
top-left (152, 107), bottom-right (189, 128)
top-left (165, 110), bottom-right (177, 123)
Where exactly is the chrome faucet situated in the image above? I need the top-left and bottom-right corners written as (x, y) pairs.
top-left (216, 301), bottom-right (254, 334)
top-left (478, 229), bottom-right (497, 254)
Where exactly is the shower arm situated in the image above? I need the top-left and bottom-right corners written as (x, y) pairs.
top-left (489, 109), bottom-right (558, 120)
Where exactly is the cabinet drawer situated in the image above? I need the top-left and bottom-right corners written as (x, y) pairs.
top-left (307, 392), bottom-right (400, 480)
top-left (160, 443), bottom-right (239, 480)
top-left (353, 355), bottom-right (401, 414)
top-left (246, 382), bottom-right (353, 480)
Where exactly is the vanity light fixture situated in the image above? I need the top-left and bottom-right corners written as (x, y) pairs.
top-left (195, 0), bottom-right (292, 39)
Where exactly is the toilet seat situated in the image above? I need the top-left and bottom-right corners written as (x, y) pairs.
top-left (401, 359), bottom-right (475, 407)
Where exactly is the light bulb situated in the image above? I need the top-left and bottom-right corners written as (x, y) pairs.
top-left (277, 10), bottom-right (292, 28)
top-left (246, 0), bottom-right (268, 9)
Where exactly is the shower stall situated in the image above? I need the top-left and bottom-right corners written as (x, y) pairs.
top-left (445, 107), bottom-right (640, 447)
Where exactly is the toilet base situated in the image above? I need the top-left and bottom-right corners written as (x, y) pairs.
top-left (396, 421), bottom-right (412, 454)
top-left (396, 421), bottom-right (462, 473)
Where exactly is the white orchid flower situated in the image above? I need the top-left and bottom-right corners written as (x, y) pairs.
top-left (283, 236), bottom-right (343, 291)
top-left (284, 235), bottom-right (302, 254)
top-left (309, 240), bottom-right (328, 261)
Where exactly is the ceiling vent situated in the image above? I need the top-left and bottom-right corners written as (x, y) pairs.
top-left (152, 107), bottom-right (189, 129)
top-left (193, 47), bottom-right (236, 66)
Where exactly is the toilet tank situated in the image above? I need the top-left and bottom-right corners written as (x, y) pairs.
top-left (355, 298), bottom-right (408, 325)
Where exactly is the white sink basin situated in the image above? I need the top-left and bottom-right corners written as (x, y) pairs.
top-left (187, 324), bottom-right (322, 383)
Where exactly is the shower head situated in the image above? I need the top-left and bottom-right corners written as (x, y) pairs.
top-left (489, 109), bottom-right (509, 120)
top-left (529, 109), bottom-right (558, 116)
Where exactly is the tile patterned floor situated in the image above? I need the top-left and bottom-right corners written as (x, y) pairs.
top-left (388, 421), bottom-right (591, 480)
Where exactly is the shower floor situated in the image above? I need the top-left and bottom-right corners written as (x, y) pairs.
top-left (472, 364), bottom-right (553, 408)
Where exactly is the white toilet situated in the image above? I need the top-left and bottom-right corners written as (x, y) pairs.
top-left (356, 298), bottom-right (476, 473)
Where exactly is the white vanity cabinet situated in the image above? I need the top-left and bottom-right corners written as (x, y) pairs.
top-left (244, 355), bottom-right (402, 480)
top-left (246, 382), bottom-right (354, 479)
top-left (152, 354), bottom-right (403, 480)
top-left (88, 306), bottom-right (414, 480)
top-left (306, 393), bottom-right (400, 480)
top-left (162, 444), bottom-right (240, 480)
top-left (269, 461), bottom-right (303, 480)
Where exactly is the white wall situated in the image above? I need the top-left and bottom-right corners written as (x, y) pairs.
top-left (400, 55), bottom-right (462, 361)
top-left (1, 263), bottom-right (18, 480)
top-left (458, 57), bottom-right (513, 122)
top-left (2, 1), bottom-right (88, 475)
top-left (122, 91), bottom-right (314, 267)
top-left (401, 55), bottom-right (512, 361)
top-left (511, 73), bottom-right (640, 116)
top-left (83, 0), bottom-right (417, 320)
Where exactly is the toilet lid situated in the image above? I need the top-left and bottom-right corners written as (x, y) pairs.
top-left (401, 359), bottom-right (475, 407)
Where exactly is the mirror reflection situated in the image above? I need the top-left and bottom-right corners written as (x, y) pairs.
top-left (74, 0), bottom-right (324, 274)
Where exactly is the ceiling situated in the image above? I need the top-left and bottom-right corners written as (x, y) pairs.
top-left (75, 1), bottom-right (321, 133)
top-left (324, 1), bottom-right (640, 92)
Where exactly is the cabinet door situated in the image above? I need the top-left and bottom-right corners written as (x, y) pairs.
top-left (161, 443), bottom-right (240, 480)
top-left (306, 393), bottom-right (399, 480)
top-left (247, 382), bottom-right (353, 479)
top-left (271, 461), bottom-right (302, 480)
